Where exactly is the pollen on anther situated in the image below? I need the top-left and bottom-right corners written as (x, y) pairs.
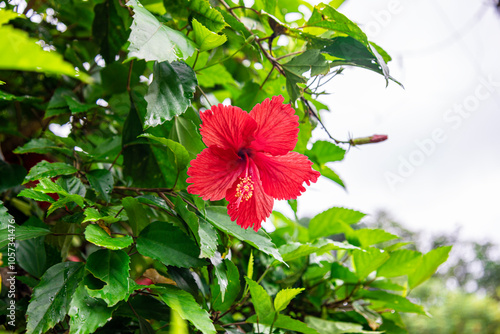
top-left (235, 176), bottom-right (254, 201)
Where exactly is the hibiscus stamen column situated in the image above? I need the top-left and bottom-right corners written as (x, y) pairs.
top-left (234, 154), bottom-right (254, 208)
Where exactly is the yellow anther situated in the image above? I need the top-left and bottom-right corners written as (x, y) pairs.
top-left (235, 176), bottom-right (254, 202)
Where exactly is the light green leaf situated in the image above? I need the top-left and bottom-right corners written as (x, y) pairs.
top-left (0, 9), bottom-right (22, 25)
top-left (317, 164), bottom-right (345, 188)
top-left (284, 68), bottom-right (307, 103)
top-left (306, 140), bottom-right (346, 165)
top-left (26, 262), bottom-right (85, 334)
top-left (139, 133), bottom-right (190, 171)
top-left (154, 285), bottom-right (216, 334)
top-left (85, 249), bottom-right (131, 307)
top-left (68, 282), bottom-right (118, 334)
top-left (0, 25), bottom-right (91, 82)
top-left (86, 169), bottom-right (114, 203)
top-left (122, 197), bottom-right (150, 235)
top-left (189, 0), bottom-right (226, 32)
top-left (84, 224), bottom-right (133, 250)
top-left (279, 239), bottom-right (358, 263)
top-left (408, 246), bottom-right (452, 289)
top-left (283, 50), bottom-right (330, 77)
top-left (82, 207), bottom-right (120, 224)
top-left (245, 277), bottom-right (274, 321)
top-left (32, 178), bottom-right (69, 196)
top-left (192, 18), bottom-right (227, 52)
top-left (23, 161), bottom-right (77, 184)
top-left (247, 251), bottom-right (254, 280)
top-left (47, 194), bottom-right (85, 216)
top-left (136, 221), bottom-right (207, 268)
top-left (377, 249), bottom-right (422, 278)
top-left (144, 61), bottom-right (197, 128)
top-left (205, 206), bottom-right (283, 263)
top-left (127, 0), bottom-right (196, 62)
top-left (170, 114), bottom-right (205, 158)
top-left (346, 228), bottom-right (399, 247)
top-left (309, 207), bottom-right (365, 240)
top-left (352, 247), bottom-right (390, 279)
top-left (274, 288), bottom-right (304, 312)
top-left (18, 189), bottom-right (56, 203)
top-left (196, 63), bottom-right (236, 88)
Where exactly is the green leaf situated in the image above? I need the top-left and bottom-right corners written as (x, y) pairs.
top-left (92, 0), bottom-right (129, 64)
top-left (247, 314), bottom-right (320, 334)
top-left (279, 239), bottom-right (358, 263)
top-left (331, 262), bottom-right (359, 283)
top-left (85, 249), bottom-right (131, 306)
top-left (23, 161), bottom-right (77, 184)
top-left (189, 0), bottom-right (226, 32)
top-left (127, 0), bottom-right (196, 62)
top-left (245, 277), bottom-right (274, 321)
top-left (18, 189), bottom-right (57, 204)
top-left (26, 262), bottom-right (85, 334)
top-left (0, 200), bottom-right (13, 229)
top-left (211, 259), bottom-right (240, 312)
top-left (0, 160), bottom-right (27, 191)
top-left (170, 114), bottom-right (205, 157)
top-left (317, 165), bottom-right (345, 188)
top-left (196, 63), bottom-right (236, 88)
top-left (68, 282), bottom-right (118, 334)
top-left (305, 316), bottom-right (379, 334)
top-left (284, 68), bottom-right (307, 103)
top-left (309, 207), bottom-right (365, 240)
top-left (356, 290), bottom-right (426, 314)
top-left (47, 194), bottom-right (85, 216)
top-left (346, 228), bottom-right (399, 247)
top-left (154, 285), bottom-right (216, 334)
top-left (139, 133), bottom-right (190, 171)
top-left (63, 95), bottom-right (98, 114)
top-left (247, 251), bottom-right (254, 279)
top-left (136, 221), bottom-right (207, 268)
top-left (352, 247), bottom-right (390, 279)
top-left (0, 224), bottom-right (51, 249)
top-left (85, 224), bottom-right (133, 250)
top-left (377, 249), bottom-right (422, 278)
top-left (307, 4), bottom-right (368, 45)
top-left (283, 50), bottom-right (330, 77)
top-left (32, 178), bottom-right (69, 196)
top-left (0, 25), bottom-right (91, 82)
top-left (306, 140), bottom-right (346, 165)
top-left (144, 61), bottom-right (197, 127)
top-left (274, 288), bottom-right (304, 312)
top-left (86, 169), bottom-right (114, 203)
top-left (198, 216), bottom-right (219, 258)
top-left (82, 207), bottom-right (120, 224)
top-left (0, 9), bottom-right (22, 25)
top-left (122, 197), bottom-right (150, 235)
top-left (205, 206), bottom-right (283, 263)
top-left (192, 18), bottom-right (227, 52)
top-left (408, 246), bottom-right (452, 289)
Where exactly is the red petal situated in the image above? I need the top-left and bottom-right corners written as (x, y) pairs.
top-left (226, 162), bottom-right (274, 231)
top-left (187, 147), bottom-right (244, 201)
top-left (200, 104), bottom-right (257, 151)
top-left (249, 95), bottom-right (299, 155)
top-left (253, 151), bottom-right (321, 200)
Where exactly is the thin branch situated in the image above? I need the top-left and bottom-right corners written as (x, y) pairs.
top-left (113, 186), bottom-right (174, 193)
top-left (198, 86), bottom-right (212, 107)
top-left (126, 60), bottom-right (134, 92)
top-left (259, 67), bottom-right (274, 90)
top-left (276, 51), bottom-right (303, 60)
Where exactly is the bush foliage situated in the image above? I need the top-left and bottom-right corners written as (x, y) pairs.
top-left (0, 0), bottom-right (450, 333)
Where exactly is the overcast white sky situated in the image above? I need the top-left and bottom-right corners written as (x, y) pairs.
top-left (275, 0), bottom-right (500, 243)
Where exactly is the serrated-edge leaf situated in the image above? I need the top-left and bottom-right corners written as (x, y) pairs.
top-left (18, 189), bottom-right (56, 203)
top-left (84, 224), bottom-right (133, 250)
top-left (26, 262), bottom-right (85, 334)
top-left (408, 246), bottom-right (452, 289)
top-left (23, 161), bottom-right (77, 184)
top-left (192, 18), bottom-right (227, 52)
top-left (274, 288), bottom-right (304, 312)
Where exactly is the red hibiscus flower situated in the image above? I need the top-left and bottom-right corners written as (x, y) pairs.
top-left (187, 95), bottom-right (321, 231)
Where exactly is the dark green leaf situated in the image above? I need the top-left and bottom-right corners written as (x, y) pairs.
top-left (127, 0), bottom-right (196, 62)
top-left (356, 290), bottom-right (426, 314)
top-left (13, 138), bottom-right (73, 156)
top-left (23, 161), bottom-right (77, 184)
top-left (154, 285), bottom-right (216, 334)
top-left (47, 194), bottom-right (85, 216)
top-left (68, 282), bottom-right (118, 334)
top-left (139, 133), bottom-right (190, 171)
top-left (247, 314), bottom-right (320, 334)
top-left (331, 262), bottom-right (359, 283)
top-left (122, 197), bottom-right (150, 235)
top-left (284, 68), bottom-right (307, 103)
top-left (136, 221), bottom-right (207, 268)
top-left (205, 207), bottom-right (283, 263)
top-left (306, 316), bottom-right (380, 334)
top-left (0, 200), bottom-right (13, 229)
top-left (170, 113), bottom-right (205, 158)
top-left (144, 61), bottom-right (197, 128)
top-left (211, 259), bottom-right (240, 312)
top-left (0, 224), bottom-right (50, 249)
top-left (25, 262), bottom-right (85, 334)
top-left (86, 169), bottom-right (114, 203)
top-left (85, 249), bottom-right (131, 306)
top-left (283, 50), bottom-right (330, 77)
